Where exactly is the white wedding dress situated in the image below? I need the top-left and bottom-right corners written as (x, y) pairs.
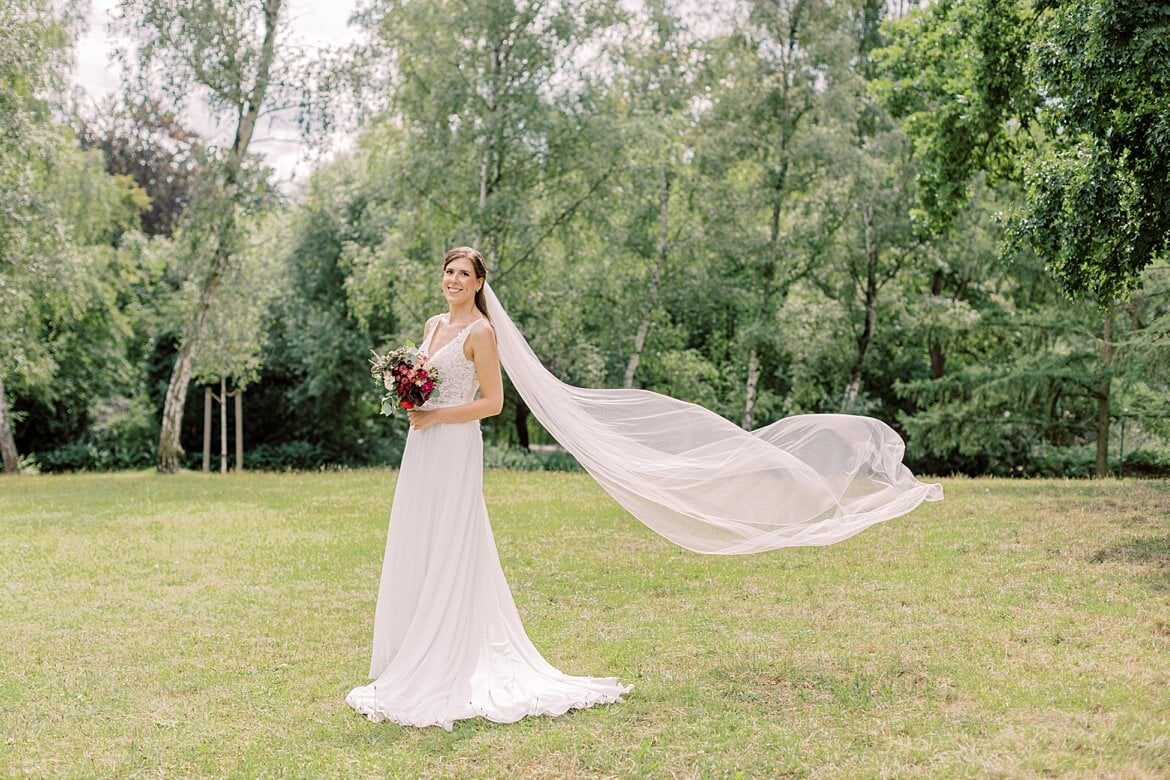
top-left (346, 316), bottom-right (631, 730)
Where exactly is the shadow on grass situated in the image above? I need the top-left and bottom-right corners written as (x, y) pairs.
top-left (1091, 533), bottom-right (1170, 590)
top-left (342, 713), bottom-right (492, 759)
top-left (342, 701), bottom-right (602, 755)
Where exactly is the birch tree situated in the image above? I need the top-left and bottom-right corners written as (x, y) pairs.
top-left (353, 0), bottom-right (622, 277)
top-left (115, 0), bottom-right (301, 472)
top-left (821, 0), bottom-right (923, 413)
top-left (608, 0), bottom-right (702, 389)
top-left (701, 0), bottom-right (855, 429)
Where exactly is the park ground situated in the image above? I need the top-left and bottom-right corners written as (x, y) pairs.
top-left (1, 472), bottom-right (1168, 777)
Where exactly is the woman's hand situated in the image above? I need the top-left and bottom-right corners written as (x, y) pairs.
top-left (407, 408), bottom-right (439, 430)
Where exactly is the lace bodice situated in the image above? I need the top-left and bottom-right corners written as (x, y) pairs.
top-left (420, 316), bottom-right (481, 409)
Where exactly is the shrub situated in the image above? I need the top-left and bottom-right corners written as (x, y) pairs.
top-left (1120, 449), bottom-right (1170, 478)
top-left (242, 440), bottom-right (342, 471)
top-left (1025, 446), bottom-right (1096, 478)
top-left (484, 445), bottom-right (581, 472)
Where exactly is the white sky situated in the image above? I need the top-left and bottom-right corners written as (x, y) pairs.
top-left (73, 0), bottom-right (731, 191)
top-left (73, 0), bottom-right (362, 191)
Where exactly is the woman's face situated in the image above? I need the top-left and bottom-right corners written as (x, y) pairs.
top-left (442, 256), bottom-right (480, 307)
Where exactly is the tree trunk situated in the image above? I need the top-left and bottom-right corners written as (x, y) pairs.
top-left (158, 336), bottom-right (201, 472)
top-left (155, 0), bottom-right (283, 473)
top-left (157, 235), bottom-right (228, 473)
top-left (929, 269), bottom-right (946, 378)
top-left (624, 168), bottom-right (671, 389)
top-left (235, 388), bottom-right (243, 472)
top-left (0, 375), bottom-right (20, 475)
top-left (1094, 315), bottom-right (1114, 479)
top-left (742, 167), bottom-right (788, 430)
top-left (477, 140), bottom-right (490, 253)
top-left (928, 343), bottom-right (946, 378)
top-left (202, 386), bottom-right (212, 472)
top-left (515, 396), bottom-right (530, 450)
top-left (220, 377), bottom-right (228, 474)
top-left (843, 204), bottom-right (880, 412)
top-left (742, 348), bottom-right (761, 431)
top-left (477, 43), bottom-right (501, 270)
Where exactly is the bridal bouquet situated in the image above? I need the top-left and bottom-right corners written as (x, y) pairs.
top-left (370, 344), bottom-right (440, 416)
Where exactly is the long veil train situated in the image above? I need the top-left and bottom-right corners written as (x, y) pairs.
top-left (483, 282), bottom-right (942, 555)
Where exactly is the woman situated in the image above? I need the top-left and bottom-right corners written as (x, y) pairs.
top-left (345, 247), bottom-right (631, 730)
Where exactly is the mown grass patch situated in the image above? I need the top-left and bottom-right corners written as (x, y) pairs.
top-left (1, 472), bottom-right (1168, 777)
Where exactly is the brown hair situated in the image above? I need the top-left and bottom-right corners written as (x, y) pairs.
top-left (443, 246), bottom-right (489, 319)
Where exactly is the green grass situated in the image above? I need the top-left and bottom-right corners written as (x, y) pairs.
top-left (1, 472), bottom-right (1168, 778)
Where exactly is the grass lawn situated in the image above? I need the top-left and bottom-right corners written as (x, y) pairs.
top-left (1, 471), bottom-right (1168, 777)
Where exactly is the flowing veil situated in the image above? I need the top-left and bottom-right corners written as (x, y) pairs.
top-left (483, 282), bottom-right (942, 555)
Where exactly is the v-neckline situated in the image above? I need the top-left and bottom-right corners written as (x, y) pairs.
top-left (427, 315), bottom-right (479, 358)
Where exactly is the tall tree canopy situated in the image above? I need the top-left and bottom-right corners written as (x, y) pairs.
top-left (8, 0), bottom-right (1168, 477)
top-left (876, 0), bottom-right (1170, 303)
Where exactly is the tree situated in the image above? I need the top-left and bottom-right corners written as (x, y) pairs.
top-left (897, 299), bottom-right (1121, 477)
top-left (257, 142), bottom-right (403, 465)
top-left (348, 0), bottom-right (624, 445)
top-left (604, 0), bottom-right (703, 390)
top-left (1112, 263), bottom-right (1170, 462)
top-left (0, 0), bottom-right (102, 474)
top-left (353, 0), bottom-right (623, 275)
top-left (11, 150), bottom-right (153, 459)
top-left (876, 0), bottom-right (1170, 303)
top-left (185, 211), bottom-right (283, 472)
top-left (822, 0), bottom-right (926, 413)
top-left (699, 0), bottom-right (857, 429)
top-left (76, 97), bottom-right (205, 237)
top-left (115, 0), bottom-right (302, 472)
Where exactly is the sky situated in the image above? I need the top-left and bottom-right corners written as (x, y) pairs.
top-left (73, 0), bottom-right (362, 190)
top-left (72, 0), bottom-right (727, 191)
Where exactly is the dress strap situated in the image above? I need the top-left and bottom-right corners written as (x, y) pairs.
top-left (450, 318), bottom-right (478, 347)
top-left (420, 325), bottom-right (432, 353)
top-left (421, 315), bottom-right (444, 352)
top-left (426, 315), bottom-right (481, 358)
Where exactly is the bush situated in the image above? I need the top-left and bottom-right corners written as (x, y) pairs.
top-left (1024, 446), bottom-right (1096, 478)
top-left (1119, 449), bottom-right (1170, 478)
top-left (35, 437), bottom-right (155, 472)
top-left (483, 445), bottom-right (581, 472)
top-left (1011, 445), bottom-right (1170, 478)
top-left (34, 396), bottom-right (158, 473)
top-left (228, 441), bottom-right (339, 471)
top-left (36, 441), bottom-right (107, 472)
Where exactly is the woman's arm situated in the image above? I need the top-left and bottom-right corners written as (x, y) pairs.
top-left (408, 320), bottom-right (503, 429)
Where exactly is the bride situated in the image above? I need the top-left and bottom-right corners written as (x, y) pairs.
top-left (345, 247), bottom-right (631, 730)
top-left (347, 245), bottom-right (942, 730)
